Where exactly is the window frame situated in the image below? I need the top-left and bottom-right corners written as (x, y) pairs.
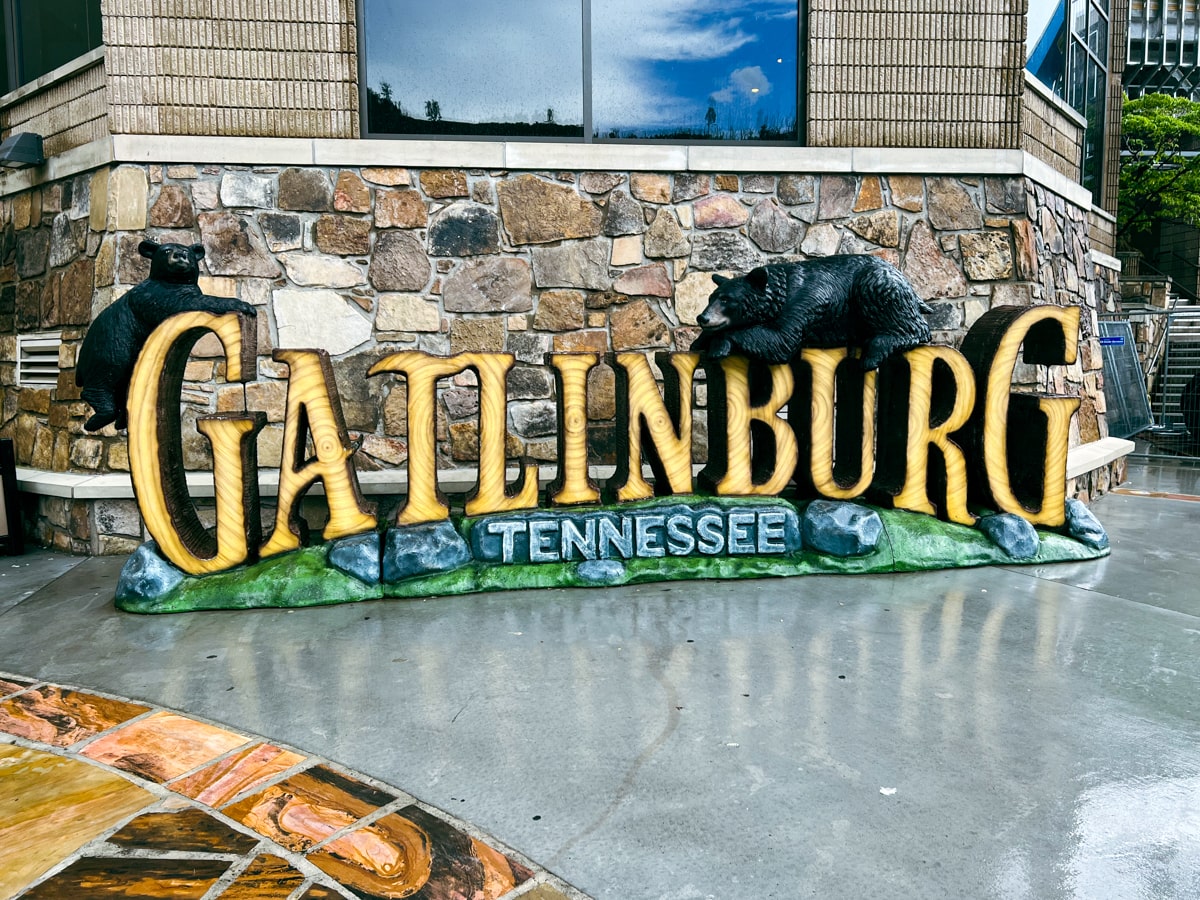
top-left (356, 0), bottom-right (806, 146)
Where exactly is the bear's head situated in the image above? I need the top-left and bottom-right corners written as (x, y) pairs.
top-left (696, 268), bottom-right (770, 331)
top-left (139, 240), bottom-right (205, 285)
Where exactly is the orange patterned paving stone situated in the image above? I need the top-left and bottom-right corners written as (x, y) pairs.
top-left (20, 856), bottom-right (231, 899)
top-left (0, 675), bottom-right (34, 696)
top-left (0, 745), bottom-right (156, 898)
top-left (308, 804), bottom-right (532, 900)
top-left (108, 807), bottom-right (260, 854)
top-left (214, 854), bottom-right (307, 899)
top-left (81, 710), bottom-right (249, 782)
top-left (0, 686), bottom-right (150, 746)
top-left (171, 742), bottom-right (306, 807)
top-left (224, 764), bottom-right (396, 852)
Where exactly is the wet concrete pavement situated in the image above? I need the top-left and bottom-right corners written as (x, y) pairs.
top-left (2, 466), bottom-right (1198, 899)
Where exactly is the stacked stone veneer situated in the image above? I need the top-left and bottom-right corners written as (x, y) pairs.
top-left (0, 163), bottom-right (1117, 552)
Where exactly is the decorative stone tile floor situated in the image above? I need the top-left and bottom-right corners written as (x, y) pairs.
top-left (0, 674), bottom-right (586, 900)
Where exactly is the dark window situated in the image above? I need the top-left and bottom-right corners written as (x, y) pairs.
top-left (1066, 0), bottom-right (1110, 200)
top-left (361, 0), bottom-right (800, 143)
top-left (2, 0), bottom-right (103, 95)
top-left (1026, 0), bottom-right (1110, 202)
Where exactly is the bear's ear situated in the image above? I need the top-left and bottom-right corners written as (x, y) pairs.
top-left (138, 240), bottom-right (160, 259)
top-left (711, 273), bottom-right (729, 285)
top-left (189, 243), bottom-right (206, 261)
top-left (746, 267), bottom-right (768, 291)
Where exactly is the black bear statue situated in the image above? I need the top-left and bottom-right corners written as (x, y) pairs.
top-left (692, 255), bottom-right (932, 371)
top-left (75, 240), bottom-right (257, 432)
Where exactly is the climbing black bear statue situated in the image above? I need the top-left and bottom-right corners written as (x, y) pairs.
top-left (692, 255), bottom-right (932, 371)
top-left (75, 240), bottom-right (257, 432)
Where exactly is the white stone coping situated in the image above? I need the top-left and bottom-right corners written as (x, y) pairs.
top-left (0, 133), bottom-right (1096, 209)
top-left (1089, 249), bottom-right (1122, 272)
top-left (16, 438), bottom-right (1136, 502)
top-left (1065, 437), bottom-right (1136, 480)
top-left (16, 465), bottom-right (614, 501)
top-left (0, 138), bottom-right (112, 196)
top-left (0, 47), bottom-right (105, 109)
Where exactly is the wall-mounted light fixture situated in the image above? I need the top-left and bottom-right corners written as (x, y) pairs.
top-left (0, 132), bottom-right (44, 168)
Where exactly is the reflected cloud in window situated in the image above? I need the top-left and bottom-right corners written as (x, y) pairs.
top-left (363, 0), bottom-right (584, 138)
top-left (361, 0), bottom-right (799, 143)
top-left (592, 0), bottom-right (798, 140)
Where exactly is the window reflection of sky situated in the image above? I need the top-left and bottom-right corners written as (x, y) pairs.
top-left (1027, 0), bottom-right (1068, 96)
top-left (592, 0), bottom-right (798, 138)
top-left (364, 0), bottom-right (585, 129)
top-left (362, 0), bottom-right (797, 139)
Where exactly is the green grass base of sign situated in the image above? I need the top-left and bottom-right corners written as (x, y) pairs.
top-left (114, 501), bottom-right (1108, 615)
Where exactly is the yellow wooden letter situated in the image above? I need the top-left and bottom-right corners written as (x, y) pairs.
top-left (260, 349), bottom-right (377, 558)
top-left (607, 352), bottom-right (698, 502)
top-left (703, 356), bottom-right (798, 496)
top-left (198, 413), bottom-right (266, 568)
top-left (368, 351), bottom-right (537, 523)
top-left (465, 353), bottom-right (539, 517)
top-left (128, 311), bottom-right (261, 575)
top-left (799, 348), bottom-right (876, 500)
top-left (547, 353), bottom-right (601, 506)
top-left (889, 346), bottom-right (977, 525)
top-left (369, 351), bottom-right (462, 525)
top-left (960, 306), bottom-right (1081, 526)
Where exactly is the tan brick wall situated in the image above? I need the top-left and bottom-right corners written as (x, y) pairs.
top-left (1, 59), bottom-right (109, 157)
top-left (806, 0), bottom-right (1023, 147)
top-left (101, 0), bottom-right (359, 139)
top-left (1089, 209), bottom-right (1116, 256)
top-left (1021, 82), bottom-right (1084, 182)
top-left (1102, 0), bottom-right (1129, 217)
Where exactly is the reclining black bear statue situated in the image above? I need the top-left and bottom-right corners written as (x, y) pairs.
top-left (693, 254), bottom-right (932, 370)
top-left (75, 240), bottom-right (257, 432)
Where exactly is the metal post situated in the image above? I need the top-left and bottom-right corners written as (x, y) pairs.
top-left (1162, 311), bottom-right (1173, 424)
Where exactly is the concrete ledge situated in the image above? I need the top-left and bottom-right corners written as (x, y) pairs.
top-left (16, 465), bottom-right (623, 501)
top-left (113, 135), bottom-right (315, 166)
top-left (19, 441), bottom-right (1134, 502)
top-left (1066, 437), bottom-right (1135, 480)
top-left (1089, 249), bottom-right (1122, 272)
top-left (3, 133), bottom-right (1097, 207)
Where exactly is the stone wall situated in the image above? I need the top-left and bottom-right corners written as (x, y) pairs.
top-left (807, 0), bottom-right (1023, 147)
top-left (0, 54), bottom-right (109, 157)
top-left (102, 0), bottom-right (359, 138)
top-left (1021, 80), bottom-right (1084, 184)
top-left (0, 162), bottom-right (1114, 549)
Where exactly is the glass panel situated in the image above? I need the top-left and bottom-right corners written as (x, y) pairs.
top-left (362, 0), bottom-right (584, 138)
top-left (591, 0), bottom-right (798, 141)
top-left (1080, 59), bottom-right (1104, 199)
top-left (1088, 1), bottom-right (1109, 57)
top-left (1072, 0), bottom-right (1090, 38)
top-left (13, 0), bottom-right (101, 86)
top-left (1028, 0), bottom-right (1069, 96)
top-left (1067, 37), bottom-right (1088, 111)
top-left (1, 15), bottom-right (10, 95)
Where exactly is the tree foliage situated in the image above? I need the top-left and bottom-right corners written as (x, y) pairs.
top-left (1119, 93), bottom-right (1200, 244)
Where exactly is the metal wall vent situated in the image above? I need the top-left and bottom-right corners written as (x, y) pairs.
top-left (16, 332), bottom-right (62, 388)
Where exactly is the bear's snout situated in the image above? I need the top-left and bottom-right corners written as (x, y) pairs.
top-left (697, 302), bottom-right (729, 330)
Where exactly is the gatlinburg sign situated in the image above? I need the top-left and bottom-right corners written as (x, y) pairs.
top-left (110, 302), bottom-right (1109, 613)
